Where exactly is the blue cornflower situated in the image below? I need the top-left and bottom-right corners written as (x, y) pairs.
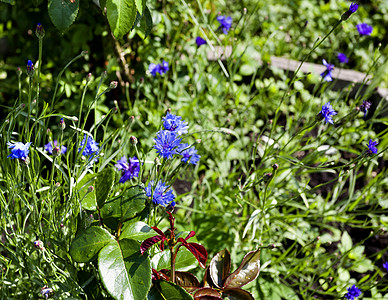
top-left (145, 180), bottom-right (175, 207)
top-left (357, 23), bottom-right (373, 36)
top-left (162, 112), bottom-right (189, 136)
top-left (178, 143), bottom-right (201, 165)
top-left (7, 142), bottom-right (32, 160)
top-left (160, 60), bottom-right (169, 74)
top-left (321, 59), bottom-right (334, 82)
top-left (35, 23), bottom-right (45, 38)
top-left (44, 140), bottom-right (67, 155)
top-left (217, 15), bottom-right (232, 34)
top-left (349, 3), bottom-right (359, 13)
top-left (359, 100), bottom-right (371, 117)
top-left (26, 60), bottom-right (34, 76)
top-left (337, 53), bottom-right (349, 64)
top-left (345, 285), bottom-right (361, 300)
top-left (196, 37), bottom-right (207, 47)
top-left (115, 156), bottom-right (140, 183)
top-left (319, 102), bottom-right (337, 124)
top-left (366, 139), bottom-right (378, 155)
top-left (149, 63), bottom-right (161, 77)
top-left (383, 262), bottom-right (388, 272)
top-left (153, 130), bottom-right (182, 159)
top-left (78, 135), bottom-right (100, 159)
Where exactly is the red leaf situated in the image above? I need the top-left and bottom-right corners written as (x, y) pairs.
top-left (185, 231), bottom-right (196, 240)
top-left (193, 287), bottom-right (222, 299)
top-left (151, 226), bottom-right (166, 237)
top-left (140, 235), bottom-right (165, 254)
top-left (182, 242), bottom-right (208, 268)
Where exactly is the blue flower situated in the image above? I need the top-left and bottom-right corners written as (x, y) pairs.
top-left (153, 130), bottom-right (182, 159)
top-left (196, 37), bottom-right (207, 47)
top-left (383, 262), bottom-right (388, 272)
top-left (217, 15), bottom-right (232, 34)
top-left (115, 156), bottom-right (140, 183)
top-left (178, 143), bottom-right (201, 165)
top-left (357, 23), bottom-right (373, 36)
top-left (145, 180), bottom-right (175, 207)
top-left (149, 63), bottom-right (161, 77)
top-left (321, 59), bottom-right (334, 82)
top-left (349, 3), bottom-right (359, 13)
top-left (26, 60), bottom-right (34, 76)
top-left (78, 135), bottom-right (100, 159)
top-left (360, 100), bottom-right (371, 117)
top-left (7, 142), bottom-right (32, 160)
top-left (345, 285), bottom-right (361, 300)
top-left (319, 102), bottom-right (337, 124)
top-left (160, 60), bottom-right (169, 74)
top-left (44, 140), bottom-right (67, 155)
top-left (337, 53), bottom-right (349, 64)
top-left (162, 112), bottom-right (189, 135)
top-left (366, 139), bottom-right (378, 155)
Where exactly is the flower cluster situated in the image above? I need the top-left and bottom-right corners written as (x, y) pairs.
top-left (115, 156), bottom-right (140, 183)
top-left (78, 135), bottom-right (100, 160)
top-left (318, 102), bottom-right (337, 125)
top-left (217, 15), bottom-right (232, 34)
top-left (45, 140), bottom-right (67, 155)
top-left (7, 142), bottom-right (31, 160)
top-left (145, 180), bottom-right (175, 207)
top-left (345, 285), bottom-right (361, 300)
top-left (366, 139), bottom-right (378, 155)
top-left (149, 60), bottom-right (169, 77)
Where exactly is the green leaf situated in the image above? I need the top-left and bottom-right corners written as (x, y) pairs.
top-left (119, 221), bottom-right (155, 241)
top-left (96, 167), bottom-right (115, 208)
top-left (106, 0), bottom-right (137, 39)
top-left (70, 226), bottom-right (114, 262)
top-left (209, 249), bottom-right (231, 288)
top-left (134, 0), bottom-right (145, 15)
top-left (147, 280), bottom-right (193, 300)
top-left (48, 0), bottom-right (79, 32)
top-left (99, 239), bottom-right (151, 300)
top-left (100, 186), bottom-right (146, 230)
top-left (224, 250), bottom-right (261, 289)
top-left (0, 0), bottom-right (15, 4)
top-left (152, 247), bottom-right (198, 272)
top-left (77, 173), bottom-right (97, 211)
top-left (223, 288), bottom-right (254, 300)
top-left (340, 231), bottom-right (353, 253)
top-left (137, 6), bottom-right (153, 39)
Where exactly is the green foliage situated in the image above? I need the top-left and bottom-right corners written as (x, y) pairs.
top-left (48, 0), bottom-right (79, 32)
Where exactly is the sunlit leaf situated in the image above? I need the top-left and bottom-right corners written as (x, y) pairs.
top-left (209, 249), bottom-right (231, 288)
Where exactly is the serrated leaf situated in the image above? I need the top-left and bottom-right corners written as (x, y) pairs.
top-left (106, 0), bottom-right (137, 39)
top-left (147, 280), bottom-right (193, 300)
top-left (224, 250), bottom-right (260, 289)
top-left (77, 173), bottom-right (97, 210)
top-left (48, 0), bottom-right (79, 32)
top-left (209, 249), bottom-right (231, 288)
top-left (134, 0), bottom-right (145, 15)
top-left (100, 186), bottom-right (146, 229)
top-left (119, 221), bottom-right (155, 241)
top-left (96, 167), bottom-right (115, 208)
top-left (222, 288), bottom-right (255, 300)
top-left (70, 226), bottom-right (114, 262)
top-left (99, 239), bottom-right (151, 300)
top-left (152, 247), bottom-right (198, 272)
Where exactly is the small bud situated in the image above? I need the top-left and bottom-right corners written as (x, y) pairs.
top-left (32, 99), bottom-right (37, 106)
top-left (243, 7), bottom-right (247, 14)
top-left (81, 50), bottom-right (88, 56)
top-left (52, 146), bottom-right (61, 157)
top-left (59, 118), bottom-right (66, 130)
top-left (329, 277), bottom-right (333, 281)
top-left (109, 81), bottom-right (118, 89)
top-left (26, 60), bottom-right (34, 77)
top-left (154, 157), bottom-right (161, 165)
top-left (16, 67), bottom-right (22, 76)
top-left (81, 155), bottom-right (86, 161)
top-left (46, 128), bottom-right (51, 134)
top-left (167, 107), bottom-right (172, 113)
top-left (33, 240), bottom-right (44, 250)
top-left (130, 116), bottom-right (135, 122)
top-left (130, 136), bottom-right (138, 145)
top-left (271, 244), bottom-right (276, 249)
top-left (88, 186), bottom-right (94, 193)
top-left (19, 103), bottom-right (26, 110)
top-left (40, 285), bottom-right (53, 299)
top-left (35, 23), bottom-right (45, 39)
top-left (86, 73), bottom-right (92, 82)
top-left (139, 77), bottom-right (144, 84)
top-left (60, 223), bottom-right (64, 228)
top-left (5, 119), bottom-right (9, 123)
top-left (317, 236), bottom-right (320, 240)
top-left (263, 173), bottom-right (273, 183)
top-left (196, 139), bottom-right (202, 144)
top-left (272, 163), bottom-right (279, 170)
top-left (55, 182), bottom-right (60, 187)
top-left (20, 156), bottom-right (30, 166)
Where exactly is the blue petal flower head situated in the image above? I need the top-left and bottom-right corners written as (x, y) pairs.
top-left (115, 156), bottom-right (140, 183)
top-left (217, 15), bottom-right (232, 34)
top-left (319, 102), bottom-right (337, 124)
top-left (153, 130), bottom-right (182, 159)
top-left (160, 60), bottom-right (169, 74)
top-left (366, 139), bottom-right (378, 155)
top-left (178, 143), bottom-right (201, 165)
top-left (383, 262), bottom-right (388, 272)
top-left (357, 23), bottom-right (373, 36)
top-left (345, 285), bottom-right (361, 300)
top-left (26, 60), bottom-right (34, 76)
top-left (337, 53), bottom-right (349, 64)
top-left (360, 100), bottom-right (371, 117)
top-left (321, 59), bottom-right (334, 82)
top-left (44, 140), bottom-right (67, 155)
top-left (349, 3), bottom-right (359, 13)
top-left (7, 141), bottom-right (32, 160)
top-left (162, 112), bottom-right (189, 135)
top-left (149, 63), bottom-right (161, 77)
top-left (145, 180), bottom-right (175, 207)
top-left (78, 135), bottom-right (100, 159)
top-left (196, 37), bottom-right (207, 47)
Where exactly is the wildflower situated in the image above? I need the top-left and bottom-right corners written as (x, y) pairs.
top-left (345, 285), bottom-right (361, 300)
top-left (383, 262), bottom-right (388, 272)
top-left (33, 240), bottom-right (44, 250)
top-left (44, 140), bottom-right (67, 155)
top-left (366, 139), bottom-right (378, 155)
top-left (178, 143), bottom-right (201, 165)
top-left (115, 156), bottom-right (140, 183)
top-left (145, 180), bottom-right (175, 207)
top-left (160, 60), bottom-right (169, 74)
top-left (26, 60), bottom-right (34, 77)
top-left (153, 130), bottom-right (182, 159)
top-left (78, 135), bottom-right (100, 159)
top-left (162, 112), bottom-right (189, 135)
top-left (59, 118), bottom-right (66, 130)
top-left (337, 53), bottom-right (349, 64)
top-left (359, 100), bottom-right (371, 117)
top-left (40, 285), bottom-right (53, 299)
top-left (7, 141), bottom-right (32, 160)
top-left (321, 60), bottom-right (334, 82)
top-left (319, 102), bottom-right (337, 124)
top-left (217, 15), bottom-right (232, 34)
top-left (35, 23), bottom-right (45, 39)
top-left (357, 23), bottom-right (373, 36)
top-left (195, 36), bottom-right (207, 47)
top-left (349, 3), bottom-right (359, 13)
top-left (149, 63), bottom-right (161, 77)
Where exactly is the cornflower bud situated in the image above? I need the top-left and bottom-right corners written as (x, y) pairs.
top-left (55, 182), bottom-right (61, 187)
top-left (59, 118), bottom-right (66, 130)
top-left (88, 186), bottom-right (94, 193)
top-left (19, 103), bottom-right (26, 110)
top-left (35, 23), bottom-right (45, 39)
top-left (109, 81), bottom-right (118, 89)
top-left (33, 240), bottom-right (44, 250)
top-left (130, 136), bottom-right (138, 145)
top-left (16, 67), bottom-right (22, 77)
top-left (52, 146), bottom-right (61, 157)
top-left (20, 156), bottom-right (30, 166)
top-left (272, 163), bottom-right (279, 170)
top-left (26, 60), bottom-right (34, 77)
